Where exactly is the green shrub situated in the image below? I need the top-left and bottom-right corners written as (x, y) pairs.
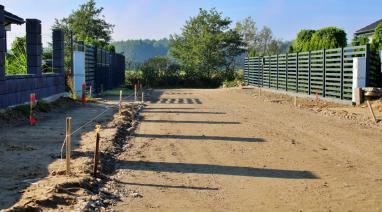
top-left (309, 27), bottom-right (347, 50)
top-left (292, 27), bottom-right (347, 52)
top-left (125, 70), bottom-right (143, 88)
top-left (293, 29), bottom-right (316, 52)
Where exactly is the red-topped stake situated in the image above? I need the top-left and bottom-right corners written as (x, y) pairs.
top-left (30, 93), bottom-right (37, 125)
top-left (82, 83), bottom-right (86, 105)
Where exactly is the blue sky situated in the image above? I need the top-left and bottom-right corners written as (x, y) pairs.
top-left (2, 0), bottom-right (382, 43)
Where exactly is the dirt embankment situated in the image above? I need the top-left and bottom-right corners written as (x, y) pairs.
top-left (238, 86), bottom-right (382, 127)
top-left (0, 97), bottom-right (142, 211)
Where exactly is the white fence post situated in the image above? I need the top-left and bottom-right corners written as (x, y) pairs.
top-left (352, 57), bottom-right (366, 103)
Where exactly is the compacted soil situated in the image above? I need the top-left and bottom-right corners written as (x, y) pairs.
top-left (112, 88), bottom-right (382, 211)
top-left (1, 88), bottom-right (382, 211)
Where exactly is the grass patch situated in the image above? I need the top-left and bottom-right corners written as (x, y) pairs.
top-left (100, 87), bottom-right (134, 97)
top-left (0, 97), bottom-right (77, 123)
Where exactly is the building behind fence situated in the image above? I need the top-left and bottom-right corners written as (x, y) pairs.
top-left (244, 45), bottom-right (369, 102)
top-left (0, 5), bottom-right (65, 109)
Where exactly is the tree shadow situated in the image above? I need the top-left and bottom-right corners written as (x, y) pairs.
top-left (144, 107), bottom-right (196, 110)
top-left (117, 161), bottom-right (318, 179)
top-left (134, 133), bottom-right (265, 142)
top-left (141, 111), bottom-right (225, 114)
top-left (114, 180), bottom-right (219, 191)
top-left (141, 120), bottom-right (240, 125)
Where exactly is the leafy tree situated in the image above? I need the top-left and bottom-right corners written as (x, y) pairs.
top-left (369, 23), bottom-right (382, 87)
top-left (372, 22), bottom-right (382, 51)
top-left (53, 0), bottom-right (114, 46)
top-left (248, 47), bottom-right (257, 57)
top-left (113, 38), bottom-right (170, 68)
top-left (309, 27), bottom-right (347, 50)
top-left (5, 36), bottom-right (27, 75)
top-left (256, 26), bottom-right (274, 56)
top-left (352, 35), bottom-right (369, 46)
top-left (140, 56), bottom-right (180, 87)
top-left (222, 29), bottom-right (246, 80)
top-left (235, 17), bottom-right (256, 50)
top-left (170, 8), bottom-right (245, 81)
top-left (293, 29), bottom-right (315, 52)
top-left (288, 44), bottom-right (294, 53)
top-left (291, 27), bottom-right (346, 52)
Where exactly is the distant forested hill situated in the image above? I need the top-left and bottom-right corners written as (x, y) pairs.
top-left (113, 38), bottom-right (170, 68)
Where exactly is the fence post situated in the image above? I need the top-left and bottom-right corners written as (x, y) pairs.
top-left (276, 54), bottom-right (279, 90)
top-left (286, 53), bottom-right (288, 91)
top-left (308, 51), bottom-right (311, 95)
top-left (296, 52), bottom-right (299, 93)
top-left (26, 19), bottom-right (42, 76)
top-left (352, 57), bottom-right (367, 103)
top-left (268, 57), bottom-right (271, 88)
top-left (52, 29), bottom-right (65, 74)
top-left (340, 48), bottom-right (344, 99)
top-left (365, 44), bottom-right (370, 86)
top-left (257, 57), bottom-right (264, 87)
top-left (323, 49), bottom-right (326, 97)
top-left (0, 5), bottom-right (5, 80)
top-left (66, 117), bottom-right (72, 175)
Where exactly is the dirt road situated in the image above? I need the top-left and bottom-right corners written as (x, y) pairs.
top-left (113, 88), bottom-right (382, 211)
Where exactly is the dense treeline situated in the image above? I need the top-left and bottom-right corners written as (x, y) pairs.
top-left (113, 39), bottom-right (170, 69)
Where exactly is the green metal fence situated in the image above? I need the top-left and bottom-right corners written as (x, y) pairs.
top-left (244, 45), bottom-right (369, 101)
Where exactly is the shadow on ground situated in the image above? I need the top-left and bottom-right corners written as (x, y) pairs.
top-left (117, 161), bottom-right (318, 179)
top-left (135, 133), bottom-right (265, 143)
top-left (141, 119), bottom-right (240, 125)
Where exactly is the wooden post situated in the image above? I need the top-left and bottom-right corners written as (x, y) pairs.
top-left (89, 85), bottom-right (92, 99)
top-left (131, 103), bottom-right (135, 119)
top-left (259, 87), bottom-right (261, 96)
top-left (119, 90), bottom-right (122, 115)
top-left (93, 125), bottom-right (101, 177)
top-left (141, 91), bottom-right (144, 103)
top-left (134, 84), bottom-right (137, 102)
top-left (367, 100), bottom-right (377, 124)
top-left (294, 96), bottom-right (297, 107)
top-left (66, 117), bottom-right (72, 175)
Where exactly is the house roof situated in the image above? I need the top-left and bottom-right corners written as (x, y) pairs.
top-left (4, 10), bottom-right (24, 26)
top-left (355, 19), bottom-right (382, 35)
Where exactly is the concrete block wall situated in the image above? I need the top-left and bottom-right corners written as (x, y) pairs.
top-left (0, 5), bottom-right (5, 80)
top-left (0, 5), bottom-right (65, 109)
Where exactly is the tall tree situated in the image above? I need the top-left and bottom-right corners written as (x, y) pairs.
top-left (235, 17), bottom-right (256, 51)
top-left (170, 8), bottom-right (245, 80)
top-left (256, 26), bottom-right (273, 56)
top-left (53, 0), bottom-right (114, 46)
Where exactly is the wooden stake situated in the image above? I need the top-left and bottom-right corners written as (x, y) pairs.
top-left (134, 84), bottom-right (137, 102)
top-left (119, 90), bottom-right (122, 115)
top-left (131, 103), bottom-right (135, 119)
top-left (141, 91), bottom-right (144, 103)
top-left (93, 125), bottom-right (101, 177)
top-left (259, 88), bottom-right (262, 96)
top-left (89, 86), bottom-right (92, 99)
top-left (66, 117), bottom-right (72, 175)
top-left (294, 96), bottom-right (297, 107)
top-left (367, 100), bottom-right (378, 124)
